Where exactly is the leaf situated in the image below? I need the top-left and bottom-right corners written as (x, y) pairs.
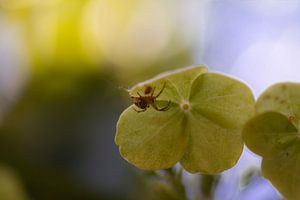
top-left (116, 66), bottom-right (255, 173)
top-left (243, 83), bottom-right (300, 199)
top-left (181, 73), bottom-right (255, 173)
top-left (0, 165), bottom-right (29, 200)
top-left (262, 143), bottom-right (300, 200)
top-left (115, 66), bottom-right (207, 170)
top-left (256, 83), bottom-right (300, 127)
top-left (129, 66), bottom-right (209, 103)
top-left (115, 106), bottom-right (188, 170)
top-left (243, 112), bottom-right (298, 158)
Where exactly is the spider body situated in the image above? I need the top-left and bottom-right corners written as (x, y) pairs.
top-left (131, 82), bottom-right (170, 113)
top-left (144, 85), bottom-right (153, 95)
top-left (288, 115), bottom-right (295, 123)
top-left (131, 96), bottom-right (153, 109)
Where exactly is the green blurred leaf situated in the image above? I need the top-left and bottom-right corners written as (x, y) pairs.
top-left (200, 174), bottom-right (220, 199)
top-left (116, 66), bottom-right (255, 173)
top-left (136, 168), bottom-right (187, 200)
top-left (243, 83), bottom-right (300, 200)
top-left (0, 165), bottom-right (29, 200)
top-left (240, 167), bottom-right (260, 188)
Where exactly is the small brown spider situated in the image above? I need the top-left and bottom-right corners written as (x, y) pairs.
top-left (144, 85), bottom-right (153, 95)
top-left (288, 115), bottom-right (295, 123)
top-left (131, 82), bottom-right (171, 113)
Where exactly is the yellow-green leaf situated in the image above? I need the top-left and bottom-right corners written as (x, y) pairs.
top-left (116, 66), bottom-right (255, 173)
top-left (243, 83), bottom-right (300, 199)
top-left (262, 144), bottom-right (300, 200)
top-left (243, 112), bottom-right (298, 158)
top-left (115, 105), bottom-right (188, 170)
top-left (181, 73), bottom-right (255, 173)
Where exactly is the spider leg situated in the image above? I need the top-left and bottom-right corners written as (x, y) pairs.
top-left (151, 101), bottom-right (171, 111)
top-left (137, 92), bottom-right (142, 97)
top-left (150, 86), bottom-right (156, 97)
top-left (133, 107), bottom-right (147, 113)
top-left (154, 82), bottom-right (166, 98)
top-left (158, 101), bottom-right (171, 111)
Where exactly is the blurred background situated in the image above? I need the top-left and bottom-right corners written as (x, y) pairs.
top-left (0, 0), bottom-right (299, 199)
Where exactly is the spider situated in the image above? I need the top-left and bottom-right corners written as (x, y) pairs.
top-left (131, 82), bottom-right (171, 113)
top-left (288, 115), bottom-right (295, 123)
top-left (144, 85), bottom-right (153, 95)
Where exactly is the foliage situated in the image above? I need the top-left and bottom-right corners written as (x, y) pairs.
top-left (243, 83), bottom-right (300, 200)
top-left (116, 66), bottom-right (300, 199)
top-left (115, 66), bottom-right (255, 174)
top-left (137, 168), bottom-right (188, 200)
top-left (0, 165), bottom-right (29, 200)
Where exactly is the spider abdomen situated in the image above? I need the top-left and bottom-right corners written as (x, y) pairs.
top-left (130, 82), bottom-right (170, 112)
top-left (132, 97), bottom-right (148, 109)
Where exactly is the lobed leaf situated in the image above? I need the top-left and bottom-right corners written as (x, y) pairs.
top-left (181, 73), bottom-right (255, 173)
top-left (262, 143), bottom-right (300, 200)
top-left (256, 82), bottom-right (300, 127)
top-left (116, 66), bottom-right (255, 173)
top-left (115, 105), bottom-right (188, 170)
top-left (243, 83), bottom-right (300, 199)
top-left (243, 112), bottom-right (298, 158)
top-left (129, 66), bottom-right (208, 104)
